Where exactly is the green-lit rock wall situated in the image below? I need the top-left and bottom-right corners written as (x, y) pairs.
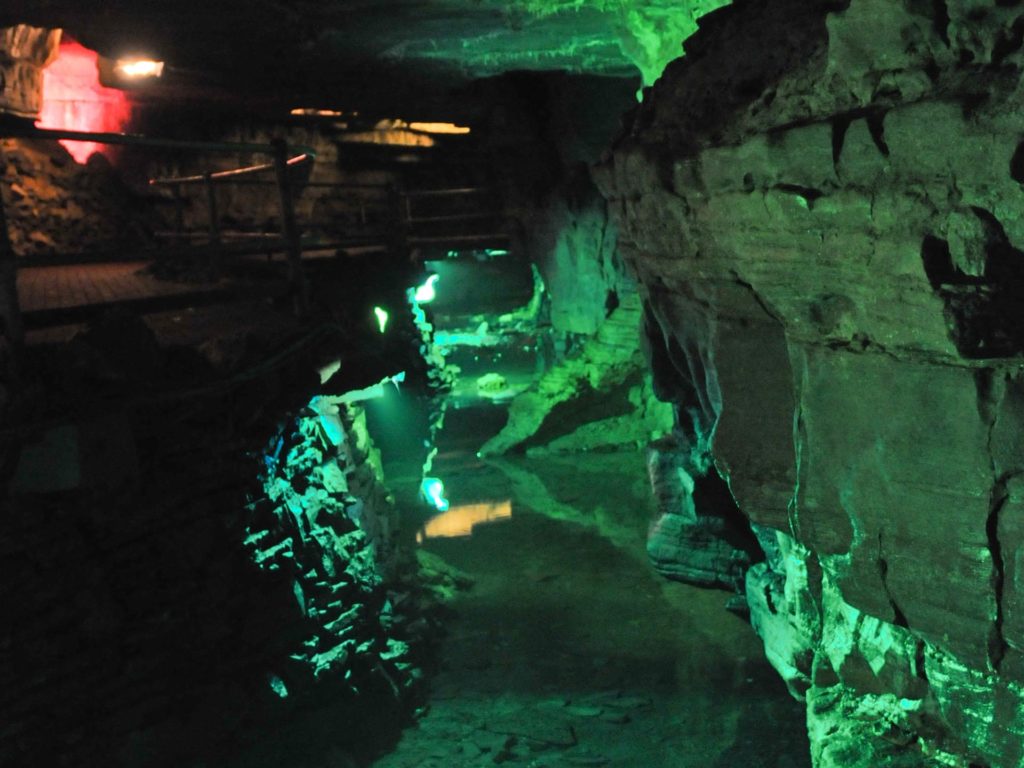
top-left (0, 313), bottom-right (424, 767)
top-left (596, 0), bottom-right (1024, 764)
top-left (246, 399), bottom-right (413, 692)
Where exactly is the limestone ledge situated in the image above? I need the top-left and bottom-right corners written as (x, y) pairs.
top-left (753, 528), bottom-right (1024, 767)
top-left (597, 0), bottom-right (1024, 763)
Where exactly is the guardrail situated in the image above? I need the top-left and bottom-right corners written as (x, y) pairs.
top-left (0, 125), bottom-right (315, 314)
top-left (0, 125), bottom-right (512, 342)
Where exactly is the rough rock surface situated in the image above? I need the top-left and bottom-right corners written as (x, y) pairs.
top-left (1, 2), bottom-right (732, 112)
top-left (2, 138), bottom-right (156, 257)
top-left (479, 290), bottom-right (672, 456)
top-left (1, 316), bottom-right (428, 767)
top-left (245, 399), bottom-right (415, 693)
top-left (645, 432), bottom-right (761, 591)
top-left (0, 25), bottom-right (59, 117)
top-left (595, 0), bottom-right (1024, 764)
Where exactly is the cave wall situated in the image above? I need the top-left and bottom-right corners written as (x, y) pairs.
top-left (2, 317), bottom-right (423, 767)
top-left (1, 138), bottom-right (157, 257)
top-left (595, 0), bottom-right (1024, 765)
top-left (462, 72), bottom-right (675, 456)
top-left (0, 25), bottom-right (59, 117)
top-left (0, 27), bottom-right (158, 259)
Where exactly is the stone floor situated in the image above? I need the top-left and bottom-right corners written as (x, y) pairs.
top-left (15, 261), bottom-right (223, 313)
top-left (370, 445), bottom-right (811, 768)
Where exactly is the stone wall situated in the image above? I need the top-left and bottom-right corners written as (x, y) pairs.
top-left (0, 25), bottom-right (59, 118)
top-left (2, 138), bottom-right (157, 257)
top-left (145, 124), bottom-right (397, 247)
top-left (596, 0), bottom-right (1024, 765)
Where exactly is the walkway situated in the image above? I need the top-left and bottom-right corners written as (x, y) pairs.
top-left (16, 261), bottom-right (222, 314)
top-left (14, 259), bottom-right (289, 344)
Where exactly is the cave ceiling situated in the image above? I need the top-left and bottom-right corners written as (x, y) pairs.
top-left (0, 0), bottom-right (731, 116)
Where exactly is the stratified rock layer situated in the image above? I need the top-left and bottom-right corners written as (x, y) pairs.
top-left (0, 25), bottom-right (59, 117)
top-left (596, 0), bottom-right (1024, 764)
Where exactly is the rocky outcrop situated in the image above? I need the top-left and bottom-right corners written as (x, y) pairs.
top-left (1, 315), bottom-right (427, 767)
top-left (645, 432), bottom-right (762, 591)
top-left (0, 25), bottom-right (59, 118)
top-left (2, 138), bottom-right (156, 257)
top-left (596, 0), bottom-right (1024, 764)
top-left (1, 2), bottom-right (734, 114)
top-left (245, 398), bottom-right (418, 699)
top-left (479, 290), bottom-right (673, 456)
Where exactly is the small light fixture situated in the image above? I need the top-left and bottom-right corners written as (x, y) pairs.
top-left (290, 107), bottom-right (346, 117)
top-left (414, 274), bottom-right (439, 304)
top-left (421, 477), bottom-right (450, 512)
top-left (373, 306), bottom-right (389, 334)
top-left (115, 59), bottom-right (165, 78)
top-left (408, 122), bottom-right (471, 135)
top-left (268, 674), bottom-right (289, 698)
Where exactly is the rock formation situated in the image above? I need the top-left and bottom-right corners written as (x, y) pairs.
top-left (596, 0), bottom-right (1024, 764)
top-left (0, 25), bottom-right (59, 117)
top-left (1, 312), bottom-right (431, 767)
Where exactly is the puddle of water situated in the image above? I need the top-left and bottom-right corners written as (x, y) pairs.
top-left (375, 449), bottom-right (811, 768)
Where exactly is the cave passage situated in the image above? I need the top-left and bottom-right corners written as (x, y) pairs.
top-left (360, 289), bottom-right (810, 767)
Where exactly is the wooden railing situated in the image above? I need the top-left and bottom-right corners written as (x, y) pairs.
top-left (1, 125), bottom-right (316, 315)
top-left (0, 124), bottom-right (513, 339)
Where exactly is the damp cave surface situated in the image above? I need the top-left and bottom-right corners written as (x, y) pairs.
top-left (366, 391), bottom-right (810, 768)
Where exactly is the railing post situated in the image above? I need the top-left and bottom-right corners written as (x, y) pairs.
top-left (172, 182), bottom-right (185, 245)
top-left (0, 158), bottom-right (21, 344)
top-left (203, 172), bottom-right (223, 276)
top-left (272, 138), bottom-right (309, 315)
top-left (389, 182), bottom-right (410, 262)
top-left (0, 143), bottom-right (22, 424)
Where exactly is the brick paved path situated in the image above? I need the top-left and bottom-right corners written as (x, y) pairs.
top-left (16, 262), bottom-right (220, 313)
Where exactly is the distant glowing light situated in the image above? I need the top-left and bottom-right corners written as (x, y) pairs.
top-left (37, 40), bottom-right (133, 163)
top-left (373, 306), bottom-right (389, 333)
top-left (290, 107), bottom-right (346, 117)
top-left (114, 59), bottom-right (164, 78)
top-left (268, 674), bottom-right (289, 698)
top-left (318, 359), bottom-right (342, 385)
top-left (417, 500), bottom-right (512, 542)
top-left (408, 122), bottom-right (470, 135)
top-left (421, 477), bottom-right (450, 512)
top-left (414, 274), bottom-right (439, 304)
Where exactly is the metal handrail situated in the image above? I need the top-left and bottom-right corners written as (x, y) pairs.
top-left (149, 154), bottom-right (312, 186)
top-left (150, 179), bottom-right (389, 189)
top-left (0, 124), bottom-right (314, 314)
top-left (404, 187), bottom-right (491, 198)
top-left (2, 125), bottom-right (316, 160)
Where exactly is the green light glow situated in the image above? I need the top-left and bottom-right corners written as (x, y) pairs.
top-left (421, 477), bottom-right (449, 511)
top-left (374, 306), bottom-right (389, 333)
top-left (268, 674), bottom-right (289, 698)
top-left (414, 274), bottom-right (439, 303)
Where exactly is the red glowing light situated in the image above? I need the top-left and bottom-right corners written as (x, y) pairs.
top-left (36, 40), bottom-right (132, 163)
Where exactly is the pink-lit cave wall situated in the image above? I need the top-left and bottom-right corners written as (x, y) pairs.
top-left (36, 39), bottom-right (131, 163)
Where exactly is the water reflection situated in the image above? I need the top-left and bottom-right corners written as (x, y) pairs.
top-left (416, 500), bottom-right (513, 542)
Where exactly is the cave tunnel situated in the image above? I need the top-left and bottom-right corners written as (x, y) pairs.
top-left (3, 2), bottom-right (1024, 767)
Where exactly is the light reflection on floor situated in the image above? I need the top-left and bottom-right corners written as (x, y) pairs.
top-left (416, 499), bottom-right (513, 542)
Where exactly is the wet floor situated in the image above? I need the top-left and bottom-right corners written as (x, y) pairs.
top-left (368, 410), bottom-right (811, 768)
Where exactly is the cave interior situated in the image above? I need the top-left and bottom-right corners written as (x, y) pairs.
top-left (4, 2), bottom-right (1024, 767)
